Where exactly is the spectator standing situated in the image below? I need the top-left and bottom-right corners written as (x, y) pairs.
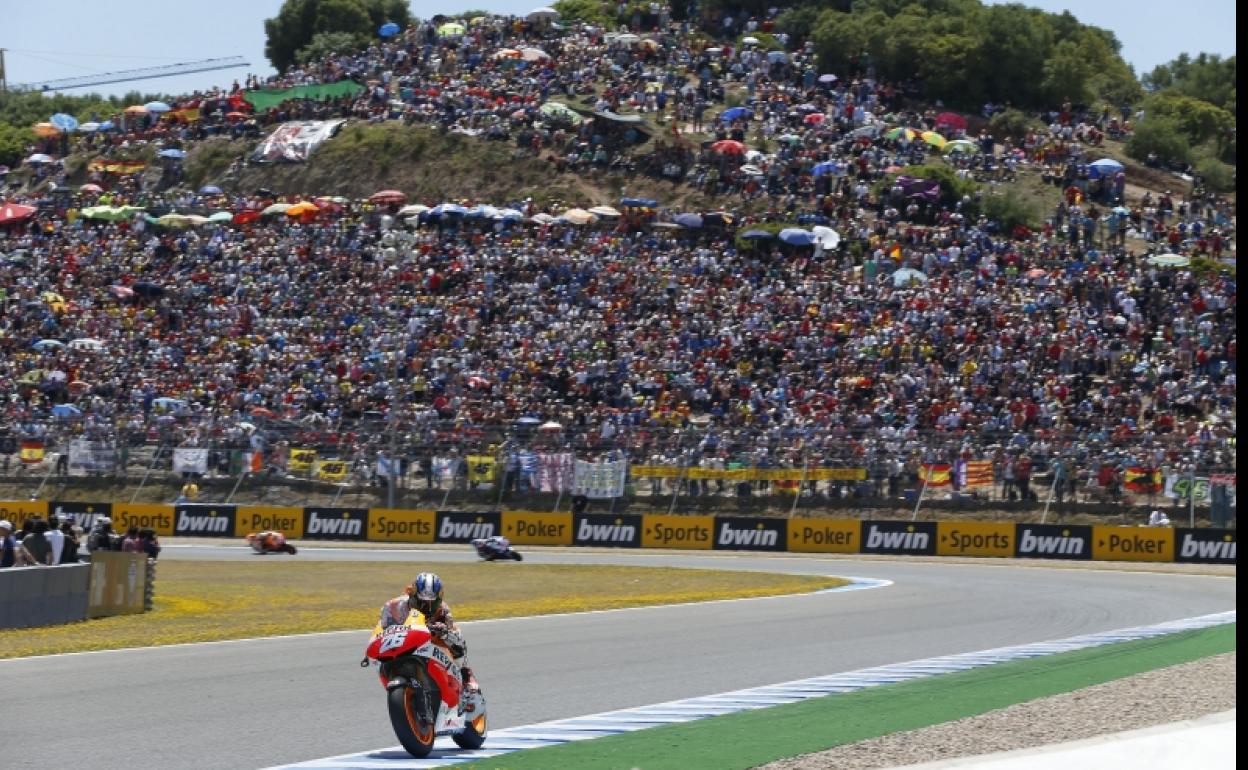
top-left (45, 515), bottom-right (66, 565)
top-left (88, 517), bottom-right (117, 552)
top-left (1, 520), bottom-right (16, 568)
top-left (21, 519), bottom-right (54, 566)
top-left (120, 526), bottom-right (142, 553)
top-left (139, 528), bottom-right (162, 560)
top-left (60, 521), bottom-right (81, 564)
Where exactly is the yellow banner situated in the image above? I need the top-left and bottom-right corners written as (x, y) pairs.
top-left (787, 518), bottom-right (859, 553)
top-left (468, 455), bottom-right (497, 483)
top-left (368, 508), bottom-right (436, 543)
top-left (630, 466), bottom-right (865, 481)
top-left (313, 459), bottom-right (350, 482)
top-left (235, 506), bottom-right (304, 537)
top-left (640, 514), bottom-right (714, 549)
top-left (289, 448), bottom-right (317, 472)
top-left (86, 159), bottom-right (146, 174)
top-left (1092, 525), bottom-right (1175, 562)
top-left (0, 500), bottom-right (49, 523)
top-left (937, 522), bottom-right (1014, 558)
top-left (112, 503), bottom-right (174, 536)
top-left (503, 511), bottom-right (573, 545)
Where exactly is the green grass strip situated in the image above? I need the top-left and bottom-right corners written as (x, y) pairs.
top-left (468, 623), bottom-right (1235, 770)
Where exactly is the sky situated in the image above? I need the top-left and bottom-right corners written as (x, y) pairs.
top-left (1, 1), bottom-right (1236, 101)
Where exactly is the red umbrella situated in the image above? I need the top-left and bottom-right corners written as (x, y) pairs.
top-left (803, 113), bottom-right (826, 125)
top-left (936, 112), bottom-right (967, 131)
top-left (711, 140), bottom-right (747, 155)
top-left (233, 210), bottom-right (260, 225)
top-left (225, 111), bottom-right (248, 121)
top-left (369, 189), bottom-right (407, 204)
top-left (0, 202), bottom-right (37, 225)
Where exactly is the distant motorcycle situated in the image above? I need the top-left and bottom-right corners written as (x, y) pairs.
top-left (246, 531), bottom-right (298, 555)
top-left (471, 536), bottom-right (522, 562)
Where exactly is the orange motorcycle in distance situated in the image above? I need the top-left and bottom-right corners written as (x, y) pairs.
top-left (246, 530), bottom-right (298, 555)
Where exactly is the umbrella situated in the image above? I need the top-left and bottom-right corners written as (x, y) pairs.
top-left (527, 6), bottom-right (559, 20)
top-left (199, 185), bottom-right (222, 194)
top-left (286, 202), bottom-right (319, 216)
top-left (233, 210), bottom-right (260, 225)
top-left (778, 228), bottom-right (816, 246)
top-left (437, 22), bottom-right (466, 36)
top-left (154, 397), bottom-right (187, 411)
top-left (378, 21), bottom-right (400, 37)
top-left (495, 48), bottom-right (522, 59)
top-left (68, 380), bottom-right (91, 395)
top-left (369, 189), bottom-right (407, 204)
top-left (539, 421), bottom-right (563, 431)
top-left (1112, 206), bottom-right (1131, 216)
top-left (144, 101), bottom-right (172, 113)
top-left (1088, 158), bottom-right (1125, 178)
top-left (818, 74), bottom-right (838, 83)
top-left (156, 213), bottom-right (193, 227)
top-left (892, 267), bottom-right (928, 286)
top-left (920, 131), bottom-right (946, 149)
top-left (944, 139), bottom-right (978, 154)
top-left (812, 161), bottom-right (841, 177)
top-left (614, 33), bottom-right (640, 44)
top-left (741, 229), bottom-right (774, 240)
top-left (68, 338), bottom-right (104, 352)
top-left (539, 102), bottom-right (582, 123)
top-left (250, 406), bottom-right (276, 419)
top-left (588, 205), bottom-right (621, 217)
top-left (262, 203), bottom-right (293, 215)
top-left (50, 113), bottom-right (79, 132)
top-left (621, 198), bottom-right (658, 208)
top-left (158, 148), bottom-right (186, 159)
top-left (703, 212), bottom-right (734, 226)
top-left (766, 51), bottom-right (788, 64)
top-left (124, 105), bottom-right (149, 115)
top-left (719, 106), bottom-right (751, 122)
top-left (739, 164), bottom-right (764, 176)
top-left (811, 226), bottom-right (841, 249)
top-left (0, 202), bottom-right (37, 224)
top-left (935, 112), bottom-right (967, 131)
top-left (519, 48), bottom-right (550, 62)
top-left (26, 154), bottom-right (54, 164)
top-left (52, 404), bottom-right (82, 419)
top-left (560, 208), bottom-right (597, 225)
top-left (33, 122), bottom-right (60, 138)
top-left (466, 376), bottom-right (491, 389)
top-left (398, 204), bottom-right (430, 216)
top-left (98, 120), bottom-right (115, 130)
top-left (674, 213), bottom-right (703, 229)
top-left (79, 121), bottom-right (101, 132)
top-left (741, 36), bottom-right (760, 45)
top-left (804, 112), bottom-right (826, 125)
top-left (884, 127), bottom-right (918, 142)
top-left (1147, 253), bottom-right (1190, 267)
top-left (109, 285), bottom-right (136, 299)
top-left (711, 139), bottom-right (747, 155)
top-left (530, 213), bottom-right (556, 224)
top-left (1025, 268), bottom-right (1048, 278)
top-left (33, 339), bottom-right (65, 351)
top-left (225, 111), bottom-right (248, 121)
top-left (80, 183), bottom-right (103, 193)
top-left (208, 211), bottom-right (234, 223)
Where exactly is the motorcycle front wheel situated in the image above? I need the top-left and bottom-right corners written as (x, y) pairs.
top-left (510, 551), bottom-right (523, 561)
top-left (387, 686), bottom-right (437, 758)
top-left (283, 544), bottom-right (298, 555)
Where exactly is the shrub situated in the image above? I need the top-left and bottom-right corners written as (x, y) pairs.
top-left (981, 189), bottom-right (1040, 232)
top-left (1125, 116), bottom-right (1192, 167)
top-left (988, 108), bottom-right (1041, 142)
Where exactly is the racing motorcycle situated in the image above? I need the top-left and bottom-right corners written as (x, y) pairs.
top-left (363, 612), bottom-right (487, 757)
top-left (245, 531), bottom-right (298, 555)
top-left (471, 536), bottom-right (523, 561)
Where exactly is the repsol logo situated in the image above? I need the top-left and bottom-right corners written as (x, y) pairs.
top-left (862, 522), bottom-right (937, 555)
top-left (1015, 525), bottom-right (1091, 560)
top-left (436, 512), bottom-right (501, 543)
top-left (304, 509), bottom-right (368, 540)
top-left (573, 514), bottom-right (641, 547)
top-left (1176, 530), bottom-right (1236, 564)
top-left (175, 508), bottom-right (233, 535)
top-left (714, 518), bottom-right (786, 551)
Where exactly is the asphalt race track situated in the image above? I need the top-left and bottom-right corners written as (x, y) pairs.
top-left (3, 546), bottom-right (1236, 770)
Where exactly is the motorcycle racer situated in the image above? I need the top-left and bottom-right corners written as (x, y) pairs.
top-left (380, 572), bottom-right (479, 692)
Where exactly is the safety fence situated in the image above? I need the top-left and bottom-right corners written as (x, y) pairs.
top-left (0, 501), bottom-right (1234, 566)
top-left (0, 552), bottom-right (151, 630)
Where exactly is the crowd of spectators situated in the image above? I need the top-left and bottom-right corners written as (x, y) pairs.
top-left (0, 9), bottom-right (1236, 505)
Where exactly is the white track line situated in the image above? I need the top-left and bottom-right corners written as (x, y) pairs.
top-left (270, 611), bottom-right (1237, 769)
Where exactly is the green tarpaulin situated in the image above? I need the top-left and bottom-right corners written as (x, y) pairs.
top-left (242, 81), bottom-right (364, 112)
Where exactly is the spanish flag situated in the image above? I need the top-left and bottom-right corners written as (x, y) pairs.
top-left (1124, 467), bottom-right (1162, 493)
top-left (288, 448), bottom-right (316, 472)
top-left (467, 455), bottom-right (497, 483)
top-left (313, 459), bottom-right (350, 482)
top-left (920, 463), bottom-right (952, 487)
top-left (20, 439), bottom-right (45, 464)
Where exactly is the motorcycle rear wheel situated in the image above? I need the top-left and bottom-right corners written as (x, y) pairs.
top-left (453, 712), bottom-right (487, 750)
top-left (388, 686), bottom-right (437, 758)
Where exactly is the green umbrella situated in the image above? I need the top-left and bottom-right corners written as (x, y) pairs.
top-left (208, 211), bottom-right (234, 223)
top-left (944, 139), bottom-right (978, 154)
top-left (437, 21), bottom-right (465, 36)
top-left (1147, 253), bottom-right (1190, 267)
top-left (262, 203), bottom-right (293, 215)
top-left (156, 213), bottom-right (193, 227)
top-left (539, 102), bottom-right (582, 124)
top-left (884, 127), bottom-right (917, 141)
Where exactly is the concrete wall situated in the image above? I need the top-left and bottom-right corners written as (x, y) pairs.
top-left (0, 564), bottom-right (91, 629)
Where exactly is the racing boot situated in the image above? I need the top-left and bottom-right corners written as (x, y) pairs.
top-left (461, 666), bottom-right (480, 693)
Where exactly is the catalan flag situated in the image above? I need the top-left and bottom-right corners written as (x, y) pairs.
top-left (920, 463), bottom-right (952, 487)
top-left (1124, 467), bottom-right (1162, 494)
top-left (959, 460), bottom-right (994, 488)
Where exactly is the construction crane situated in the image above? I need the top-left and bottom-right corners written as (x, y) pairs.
top-left (2, 54), bottom-right (250, 93)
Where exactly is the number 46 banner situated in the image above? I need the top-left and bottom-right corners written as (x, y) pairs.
top-left (1165, 474), bottom-right (1211, 504)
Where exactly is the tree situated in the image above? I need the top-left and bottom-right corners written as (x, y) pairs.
top-left (1125, 115), bottom-right (1191, 167)
top-left (1144, 53), bottom-right (1237, 112)
top-left (297, 31), bottom-right (361, 65)
top-left (264, 0), bottom-right (411, 72)
top-left (0, 123), bottom-right (33, 168)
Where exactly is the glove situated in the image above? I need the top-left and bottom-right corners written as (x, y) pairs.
top-left (427, 622), bottom-right (449, 637)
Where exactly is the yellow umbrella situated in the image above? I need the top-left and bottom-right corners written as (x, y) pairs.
top-left (34, 122), bottom-right (61, 138)
top-left (286, 201), bottom-right (320, 216)
top-left (124, 105), bottom-right (150, 115)
top-left (921, 131), bottom-right (947, 149)
top-left (561, 208), bottom-right (597, 225)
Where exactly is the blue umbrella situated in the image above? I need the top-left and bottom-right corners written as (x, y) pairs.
top-left (1088, 158), bottom-right (1124, 178)
top-left (153, 397), bottom-right (187, 410)
top-left (52, 404), bottom-right (82, 418)
top-left (50, 113), bottom-right (79, 132)
top-left (674, 213), bottom-right (703, 229)
top-left (144, 101), bottom-right (172, 113)
top-left (818, 73), bottom-right (838, 83)
top-left (778, 228), bottom-right (815, 246)
top-left (719, 106), bottom-right (751, 122)
top-left (379, 22), bottom-right (401, 37)
top-left (741, 229), bottom-right (774, 240)
top-left (621, 197), bottom-right (658, 207)
top-left (767, 51), bottom-right (788, 64)
top-left (158, 149), bottom-right (186, 159)
top-left (199, 185), bottom-right (222, 195)
top-left (33, 339), bottom-right (65, 351)
top-left (812, 161), bottom-right (841, 177)
top-left (892, 267), bottom-right (928, 287)
top-left (98, 120), bottom-right (115, 131)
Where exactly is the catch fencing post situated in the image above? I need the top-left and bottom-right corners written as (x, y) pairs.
top-left (1040, 470), bottom-right (1060, 524)
top-left (788, 449), bottom-right (809, 519)
top-left (1189, 460), bottom-right (1197, 528)
top-left (131, 442), bottom-right (165, 503)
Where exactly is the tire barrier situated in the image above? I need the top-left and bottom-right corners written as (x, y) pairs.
top-left (4, 502), bottom-right (1237, 565)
